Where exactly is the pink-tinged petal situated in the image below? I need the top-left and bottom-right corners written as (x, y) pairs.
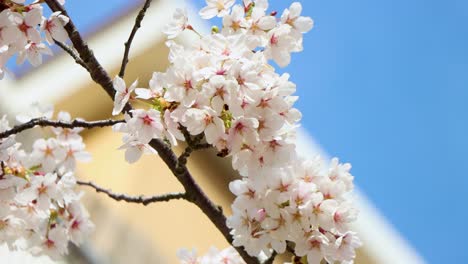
top-left (307, 250), bottom-right (323, 264)
top-left (2, 26), bottom-right (20, 44)
top-left (128, 79), bottom-right (139, 91)
top-left (25, 9), bottom-right (42, 26)
top-left (113, 76), bottom-right (126, 93)
top-left (26, 28), bottom-right (41, 43)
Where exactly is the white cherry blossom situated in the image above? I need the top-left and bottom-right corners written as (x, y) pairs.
top-left (112, 76), bottom-right (139, 116)
top-left (294, 230), bottom-right (330, 264)
top-left (281, 2), bottom-right (314, 34)
top-left (16, 173), bottom-right (59, 211)
top-left (127, 109), bottom-right (164, 143)
top-left (117, 134), bottom-right (157, 163)
top-left (30, 138), bottom-right (65, 172)
top-left (51, 111), bottom-right (84, 142)
top-left (41, 11), bottom-right (69, 44)
top-left (14, 7), bottom-right (43, 45)
top-left (199, 0), bottom-right (235, 19)
top-left (163, 8), bottom-right (188, 39)
top-left (0, 10), bottom-right (20, 46)
top-left (222, 5), bottom-right (247, 35)
top-left (17, 41), bottom-right (53, 67)
top-left (60, 140), bottom-right (91, 171)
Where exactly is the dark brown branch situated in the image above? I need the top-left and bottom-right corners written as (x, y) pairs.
top-left (54, 39), bottom-right (89, 71)
top-left (77, 180), bottom-right (186, 206)
top-left (177, 146), bottom-right (193, 169)
top-left (119, 0), bottom-right (153, 78)
top-left (263, 251), bottom-right (278, 264)
top-left (44, 1), bottom-right (258, 262)
top-left (149, 139), bottom-right (260, 264)
top-left (193, 143), bottom-right (212, 150)
top-left (0, 118), bottom-right (123, 139)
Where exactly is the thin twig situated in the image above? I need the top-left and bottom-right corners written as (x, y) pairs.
top-left (77, 180), bottom-right (187, 206)
top-left (119, 0), bottom-right (154, 78)
top-left (54, 40), bottom-right (89, 71)
top-left (0, 118), bottom-right (123, 139)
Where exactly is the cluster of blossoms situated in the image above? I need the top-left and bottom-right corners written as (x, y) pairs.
top-left (227, 157), bottom-right (361, 263)
top-left (0, 0), bottom-right (68, 78)
top-left (0, 106), bottom-right (93, 260)
top-left (177, 247), bottom-right (245, 264)
top-left (110, 0), bottom-right (362, 263)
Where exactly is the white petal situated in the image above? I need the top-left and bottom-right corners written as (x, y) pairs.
top-left (125, 146), bottom-right (143, 163)
top-left (199, 6), bottom-right (219, 19)
top-left (113, 76), bottom-right (126, 92)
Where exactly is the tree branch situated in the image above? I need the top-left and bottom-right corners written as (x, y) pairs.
top-left (119, 0), bottom-right (153, 78)
top-left (77, 180), bottom-right (186, 206)
top-left (0, 118), bottom-right (123, 139)
top-left (263, 252), bottom-right (278, 264)
top-left (193, 143), bottom-right (212, 150)
top-left (54, 39), bottom-right (89, 71)
top-left (148, 139), bottom-right (260, 264)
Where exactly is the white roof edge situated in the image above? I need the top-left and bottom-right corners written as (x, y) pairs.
top-left (296, 129), bottom-right (426, 264)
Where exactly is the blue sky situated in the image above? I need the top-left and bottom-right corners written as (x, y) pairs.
top-left (14, 0), bottom-right (468, 262)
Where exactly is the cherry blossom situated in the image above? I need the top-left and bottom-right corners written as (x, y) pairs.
top-left (0, 1), bottom-right (70, 78)
top-left (18, 41), bottom-right (53, 67)
top-left (30, 138), bottom-right (66, 172)
top-left (41, 11), bottom-right (70, 44)
top-left (112, 76), bottom-right (140, 116)
top-left (0, 107), bottom-right (94, 260)
top-left (51, 111), bottom-right (84, 142)
top-left (199, 0), bottom-right (235, 19)
top-left (163, 8), bottom-right (188, 39)
top-left (178, 247), bottom-right (247, 264)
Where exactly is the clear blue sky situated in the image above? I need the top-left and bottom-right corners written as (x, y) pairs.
top-left (16, 0), bottom-right (468, 263)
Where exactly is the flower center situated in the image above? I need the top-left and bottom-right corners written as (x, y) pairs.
top-left (142, 115), bottom-right (153, 126)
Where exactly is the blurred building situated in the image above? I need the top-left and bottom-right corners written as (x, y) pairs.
top-left (0, 1), bottom-right (425, 263)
